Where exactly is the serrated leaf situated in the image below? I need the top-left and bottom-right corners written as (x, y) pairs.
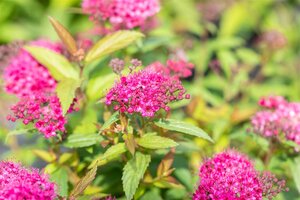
top-left (85, 30), bottom-right (144, 63)
top-left (122, 152), bottom-right (151, 200)
top-left (64, 134), bottom-right (104, 148)
top-left (49, 16), bottom-right (78, 55)
top-left (137, 135), bottom-right (178, 149)
top-left (100, 111), bottom-right (119, 131)
top-left (154, 119), bottom-right (213, 143)
top-left (70, 165), bottom-right (98, 198)
top-left (56, 78), bottom-right (81, 115)
top-left (25, 46), bottom-right (79, 80)
top-left (89, 143), bottom-right (127, 168)
top-left (50, 167), bottom-right (69, 197)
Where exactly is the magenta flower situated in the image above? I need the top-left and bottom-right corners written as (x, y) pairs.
top-left (193, 150), bottom-right (286, 200)
top-left (82, 0), bottom-right (160, 30)
top-left (3, 40), bottom-right (62, 97)
top-left (251, 96), bottom-right (300, 145)
top-left (147, 59), bottom-right (194, 78)
top-left (258, 95), bottom-right (287, 109)
top-left (7, 95), bottom-right (72, 138)
top-left (105, 69), bottom-right (189, 117)
top-left (0, 161), bottom-right (57, 200)
top-left (4, 40), bottom-right (77, 138)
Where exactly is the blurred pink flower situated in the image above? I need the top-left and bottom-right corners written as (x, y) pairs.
top-left (0, 161), bottom-right (57, 200)
top-left (147, 59), bottom-right (194, 78)
top-left (82, 0), bottom-right (160, 30)
top-left (193, 150), bottom-right (286, 200)
top-left (105, 68), bottom-right (189, 117)
top-left (258, 95), bottom-right (287, 109)
top-left (3, 40), bottom-right (62, 97)
top-left (251, 96), bottom-right (300, 145)
top-left (4, 40), bottom-right (77, 138)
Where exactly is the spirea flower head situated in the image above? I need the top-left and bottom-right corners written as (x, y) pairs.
top-left (105, 68), bottom-right (189, 117)
top-left (258, 95), bottom-right (287, 109)
top-left (82, 0), bottom-right (160, 30)
top-left (3, 40), bottom-right (62, 97)
top-left (251, 96), bottom-right (300, 145)
top-left (0, 161), bottom-right (57, 200)
top-left (6, 94), bottom-right (72, 138)
top-left (147, 59), bottom-right (194, 78)
top-left (193, 150), bottom-right (286, 200)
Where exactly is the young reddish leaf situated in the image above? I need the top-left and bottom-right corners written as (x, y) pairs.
top-left (48, 16), bottom-right (78, 55)
top-left (157, 148), bottom-right (175, 177)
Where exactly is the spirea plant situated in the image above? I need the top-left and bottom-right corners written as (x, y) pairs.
top-left (0, 5), bottom-right (213, 199)
top-left (1, 0), bottom-right (298, 199)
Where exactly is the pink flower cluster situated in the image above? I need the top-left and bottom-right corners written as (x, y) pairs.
top-left (0, 161), bottom-right (57, 200)
top-left (258, 95), bottom-right (287, 109)
top-left (193, 150), bottom-right (286, 200)
top-left (147, 59), bottom-right (194, 78)
top-left (4, 40), bottom-right (62, 97)
top-left (251, 96), bottom-right (300, 145)
top-left (82, 0), bottom-right (160, 29)
top-left (7, 95), bottom-right (67, 138)
top-left (4, 40), bottom-right (75, 138)
top-left (105, 69), bottom-right (189, 117)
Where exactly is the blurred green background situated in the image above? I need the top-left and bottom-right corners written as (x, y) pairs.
top-left (1, 0), bottom-right (300, 199)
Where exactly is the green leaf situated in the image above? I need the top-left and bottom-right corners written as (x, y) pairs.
top-left (154, 119), bottom-right (213, 143)
top-left (140, 189), bottom-right (163, 200)
top-left (85, 30), bottom-right (144, 63)
top-left (100, 112), bottom-right (119, 131)
top-left (86, 73), bottom-right (117, 101)
top-left (137, 135), bottom-right (178, 149)
top-left (74, 108), bottom-right (98, 134)
top-left (122, 152), bottom-right (151, 200)
top-left (70, 165), bottom-right (98, 198)
top-left (165, 188), bottom-right (186, 200)
top-left (5, 128), bottom-right (34, 143)
top-left (64, 133), bottom-right (104, 148)
top-left (56, 78), bottom-right (81, 115)
top-left (89, 143), bottom-right (127, 168)
top-left (290, 157), bottom-right (300, 194)
top-left (50, 167), bottom-right (69, 197)
top-left (24, 46), bottom-right (79, 80)
top-left (217, 50), bottom-right (237, 78)
top-left (32, 149), bottom-right (56, 162)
